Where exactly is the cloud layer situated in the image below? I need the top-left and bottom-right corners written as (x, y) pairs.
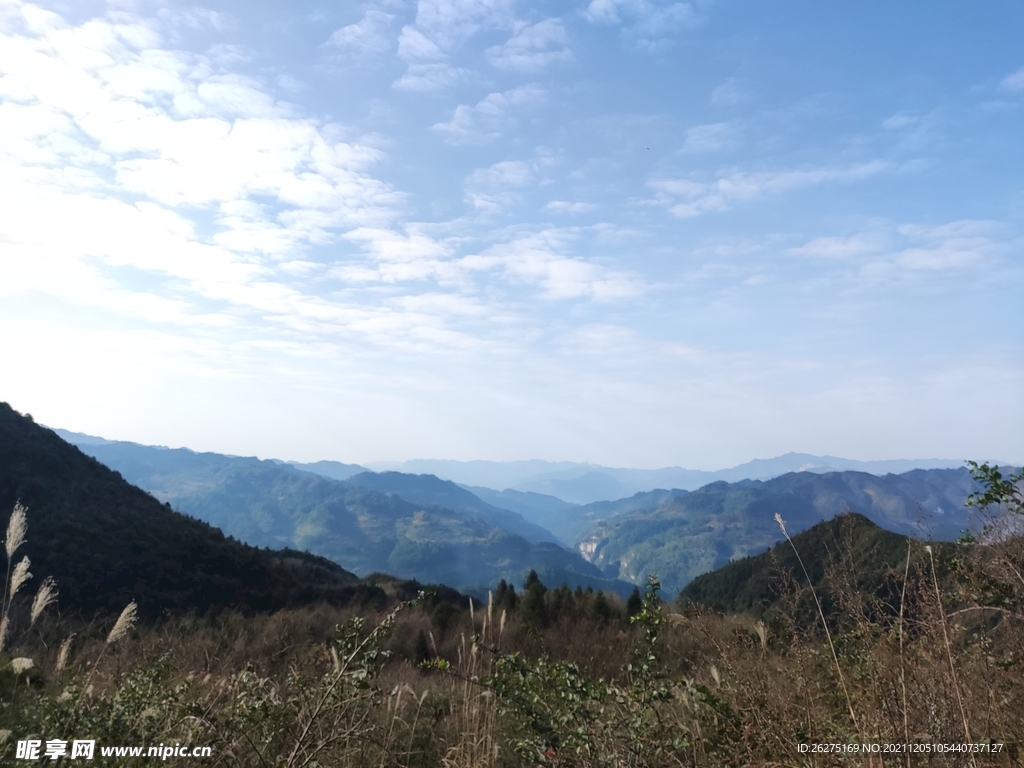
top-left (2, 0), bottom-right (1021, 467)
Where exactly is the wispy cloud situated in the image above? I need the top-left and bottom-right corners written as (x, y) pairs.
top-left (710, 78), bottom-right (747, 106)
top-left (789, 234), bottom-right (882, 259)
top-left (1000, 65), bottom-right (1024, 92)
top-left (464, 159), bottom-right (537, 211)
top-left (584, 0), bottom-right (699, 49)
top-left (393, 0), bottom-right (515, 89)
top-left (0, 0), bottom-right (414, 344)
top-left (432, 85), bottom-right (544, 144)
top-left (680, 121), bottom-right (737, 153)
top-left (325, 8), bottom-right (395, 56)
top-left (650, 161), bottom-right (888, 218)
top-left (545, 200), bottom-right (596, 214)
top-left (486, 19), bottom-right (571, 72)
top-left (462, 230), bottom-right (645, 300)
top-left (789, 220), bottom-right (1010, 277)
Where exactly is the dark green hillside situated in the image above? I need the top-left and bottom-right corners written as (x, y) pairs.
top-left (348, 471), bottom-right (559, 543)
top-left (62, 435), bottom-right (630, 595)
top-left (678, 513), bottom-right (914, 615)
top-left (576, 469), bottom-right (981, 595)
top-left (0, 403), bottom-right (369, 617)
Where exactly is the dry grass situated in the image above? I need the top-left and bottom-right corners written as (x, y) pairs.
top-left (2, 501), bottom-right (1023, 766)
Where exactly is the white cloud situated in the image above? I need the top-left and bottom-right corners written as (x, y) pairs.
top-left (464, 159), bottom-right (535, 211)
top-left (462, 230), bottom-right (644, 300)
top-left (545, 201), bottom-right (596, 214)
top-left (1000, 65), bottom-right (1024, 92)
top-left (393, 62), bottom-right (468, 91)
top-left (680, 121), bottom-right (737, 153)
top-left (710, 78), bottom-right (747, 106)
top-left (584, 0), bottom-right (699, 49)
top-left (485, 19), bottom-right (571, 72)
top-left (393, 0), bottom-right (515, 89)
top-left (333, 227), bottom-right (463, 284)
top-left (0, 0), bottom-right (414, 342)
top-left (396, 25), bottom-right (444, 61)
top-left (326, 8), bottom-right (395, 56)
top-left (432, 85), bottom-right (544, 144)
top-left (790, 220), bottom-right (1008, 276)
top-left (891, 220), bottom-right (1003, 271)
top-left (406, 0), bottom-right (515, 51)
top-left (789, 234), bottom-right (881, 259)
top-left (650, 161), bottom-right (888, 218)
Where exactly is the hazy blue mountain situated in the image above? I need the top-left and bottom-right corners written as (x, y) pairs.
top-left (346, 471), bottom-right (560, 543)
top-left (50, 427), bottom-right (117, 446)
top-left (462, 486), bottom-right (579, 541)
top-left (290, 460), bottom-right (368, 481)
top-left (573, 468), bottom-right (984, 595)
top-left (552, 489), bottom-right (691, 545)
top-left (57, 435), bottom-right (628, 594)
top-left (369, 454), bottom-right (964, 503)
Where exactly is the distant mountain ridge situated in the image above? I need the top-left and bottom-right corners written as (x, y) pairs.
top-left (574, 467), bottom-right (984, 595)
top-left (368, 454), bottom-right (966, 504)
top-left (52, 430), bottom-right (965, 505)
top-left (51, 427), bottom-right (994, 598)
top-left (57, 434), bottom-right (631, 596)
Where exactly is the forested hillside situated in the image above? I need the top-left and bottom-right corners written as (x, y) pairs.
top-left (58, 434), bottom-right (631, 595)
top-left (0, 403), bottom-right (374, 616)
top-left (575, 468), bottom-right (982, 594)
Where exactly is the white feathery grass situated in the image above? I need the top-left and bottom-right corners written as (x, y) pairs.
top-left (107, 601), bottom-right (137, 645)
top-left (0, 616), bottom-right (8, 653)
top-left (9, 556), bottom-right (31, 600)
top-left (31, 577), bottom-right (57, 626)
top-left (753, 620), bottom-right (767, 650)
top-left (774, 512), bottom-right (861, 737)
top-left (927, 545), bottom-right (977, 768)
top-left (56, 634), bottom-right (75, 673)
top-left (10, 657), bottom-right (34, 674)
top-left (5, 502), bottom-right (27, 559)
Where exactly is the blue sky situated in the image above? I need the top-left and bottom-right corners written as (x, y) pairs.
top-left (1, 0), bottom-right (1021, 468)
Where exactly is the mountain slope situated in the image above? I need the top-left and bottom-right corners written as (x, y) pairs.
top-left (677, 512), bottom-right (913, 614)
top-left (575, 469), bottom-right (981, 595)
top-left (461, 486), bottom-right (578, 542)
top-left (0, 404), bottom-right (368, 617)
top-left (348, 471), bottom-right (559, 543)
top-left (290, 460), bottom-right (368, 481)
top-left (59, 436), bottom-right (630, 595)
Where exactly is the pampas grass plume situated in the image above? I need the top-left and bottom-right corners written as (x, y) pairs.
top-left (11, 657), bottom-right (34, 674)
top-left (56, 634), bottom-right (75, 673)
top-left (107, 601), bottom-right (137, 644)
top-left (31, 577), bottom-right (57, 626)
top-left (9, 556), bottom-right (31, 600)
top-left (5, 502), bottom-right (27, 559)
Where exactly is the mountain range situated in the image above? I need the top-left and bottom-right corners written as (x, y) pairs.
top-left (575, 468), bottom-right (982, 594)
top-left (363, 455), bottom-right (966, 504)
top-left (51, 431), bottom-right (631, 596)
top-left (48, 427), bottom-right (993, 599)
top-left (0, 404), bottom-right (382, 617)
